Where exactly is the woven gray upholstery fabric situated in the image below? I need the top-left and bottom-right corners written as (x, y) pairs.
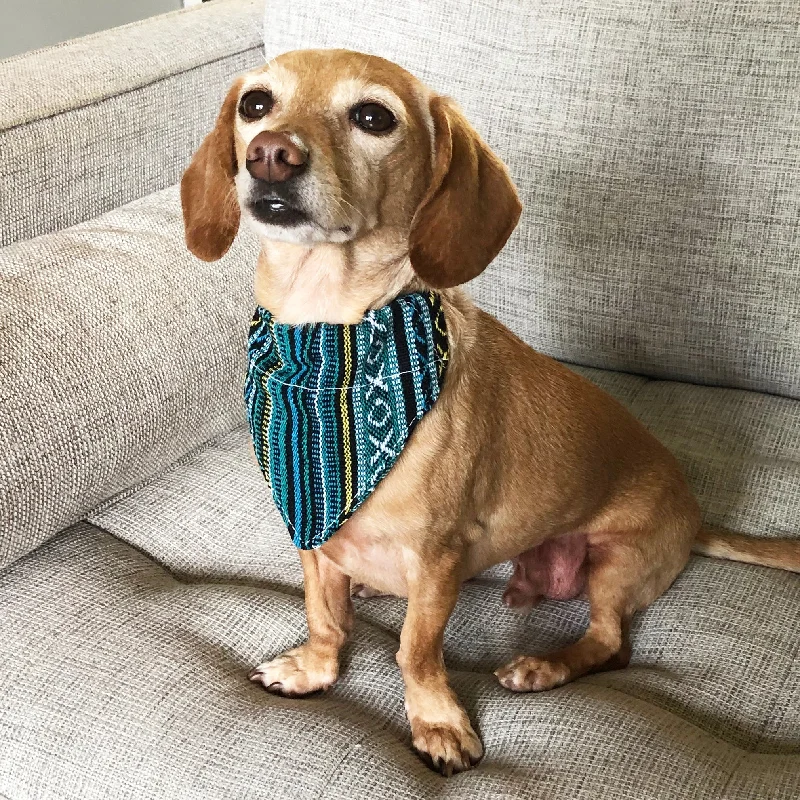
top-left (0, 0), bottom-right (265, 246)
top-left (1, 494), bottom-right (795, 798)
top-left (262, 0), bottom-right (800, 398)
top-left (2, 0), bottom-right (799, 795)
top-left (0, 185), bottom-right (258, 569)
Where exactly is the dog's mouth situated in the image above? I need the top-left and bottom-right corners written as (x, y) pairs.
top-left (245, 180), bottom-right (356, 242)
top-left (248, 194), bottom-right (311, 227)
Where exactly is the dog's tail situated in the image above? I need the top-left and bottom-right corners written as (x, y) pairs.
top-left (693, 526), bottom-right (800, 573)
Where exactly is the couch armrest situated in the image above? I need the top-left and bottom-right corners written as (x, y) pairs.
top-left (0, 0), bottom-right (265, 246)
top-left (0, 185), bottom-right (260, 571)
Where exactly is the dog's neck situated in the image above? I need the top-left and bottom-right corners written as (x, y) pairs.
top-left (254, 230), bottom-right (422, 325)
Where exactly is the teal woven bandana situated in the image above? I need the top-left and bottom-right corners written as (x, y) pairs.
top-left (244, 292), bottom-right (449, 550)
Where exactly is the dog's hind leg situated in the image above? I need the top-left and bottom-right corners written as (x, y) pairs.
top-left (495, 524), bottom-right (690, 692)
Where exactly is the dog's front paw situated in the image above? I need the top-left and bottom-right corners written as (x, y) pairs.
top-left (249, 644), bottom-right (338, 697)
top-left (411, 718), bottom-right (483, 777)
top-left (494, 655), bottom-right (570, 692)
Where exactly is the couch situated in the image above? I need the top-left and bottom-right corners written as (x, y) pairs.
top-left (1, 0), bottom-right (798, 797)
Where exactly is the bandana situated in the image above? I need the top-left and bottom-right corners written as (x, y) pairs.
top-left (244, 292), bottom-right (449, 550)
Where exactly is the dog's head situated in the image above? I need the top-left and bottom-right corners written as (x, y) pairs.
top-left (181, 49), bottom-right (521, 290)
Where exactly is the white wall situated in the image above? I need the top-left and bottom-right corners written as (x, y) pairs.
top-left (0, 0), bottom-right (182, 60)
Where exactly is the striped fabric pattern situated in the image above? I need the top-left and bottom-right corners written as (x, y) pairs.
top-left (244, 292), bottom-right (449, 550)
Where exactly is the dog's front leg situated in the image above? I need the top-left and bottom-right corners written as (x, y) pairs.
top-left (250, 550), bottom-right (352, 696)
top-left (399, 553), bottom-right (483, 776)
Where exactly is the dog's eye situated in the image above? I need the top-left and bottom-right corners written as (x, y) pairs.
top-left (350, 102), bottom-right (396, 134)
top-left (239, 90), bottom-right (274, 120)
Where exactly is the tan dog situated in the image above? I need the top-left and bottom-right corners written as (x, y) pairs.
top-left (181, 49), bottom-right (800, 776)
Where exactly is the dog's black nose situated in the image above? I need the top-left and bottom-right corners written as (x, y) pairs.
top-left (245, 131), bottom-right (307, 183)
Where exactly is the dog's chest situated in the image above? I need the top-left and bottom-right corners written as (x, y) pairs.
top-left (320, 516), bottom-right (413, 597)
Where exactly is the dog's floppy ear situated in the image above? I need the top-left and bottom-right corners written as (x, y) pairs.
top-left (409, 96), bottom-right (522, 288)
top-left (181, 80), bottom-right (242, 262)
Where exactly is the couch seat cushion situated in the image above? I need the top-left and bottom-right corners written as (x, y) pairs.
top-left (0, 520), bottom-right (797, 800)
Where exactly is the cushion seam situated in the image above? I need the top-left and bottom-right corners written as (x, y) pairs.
top-left (84, 423), bottom-right (248, 522)
top-left (563, 358), bottom-right (800, 404)
top-left (717, 751), bottom-right (749, 800)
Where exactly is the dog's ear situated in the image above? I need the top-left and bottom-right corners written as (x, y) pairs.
top-left (181, 80), bottom-right (242, 262)
top-left (409, 96), bottom-right (522, 289)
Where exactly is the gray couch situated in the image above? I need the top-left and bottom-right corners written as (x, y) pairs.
top-left (1, 0), bottom-right (798, 797)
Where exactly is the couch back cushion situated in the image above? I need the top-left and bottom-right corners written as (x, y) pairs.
top-left (0, 0), bottom-right (265, 247)
top-left (263, 0), bottom-right (800, 399)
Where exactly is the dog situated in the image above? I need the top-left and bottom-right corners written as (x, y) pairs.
top-left (181, 48), bottom-right (800, 776)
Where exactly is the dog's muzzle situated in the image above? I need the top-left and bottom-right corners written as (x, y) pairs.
top-left (246, 131), bottom-right (311, 227)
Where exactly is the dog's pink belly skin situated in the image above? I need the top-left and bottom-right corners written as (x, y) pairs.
top-left (320, 516), bottom-right (588, 606)
top-left (502, 533), bottom-right (588, 610)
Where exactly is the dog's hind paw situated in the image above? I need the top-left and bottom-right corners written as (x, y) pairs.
top-left (501, 583), bottom-right (541, 613)
top-left (494, 655), bottom-right (570, 692)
